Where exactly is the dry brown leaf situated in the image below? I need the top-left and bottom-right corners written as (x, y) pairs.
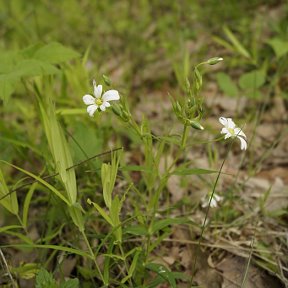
top-left (217, 255), bottom-right (282, 288)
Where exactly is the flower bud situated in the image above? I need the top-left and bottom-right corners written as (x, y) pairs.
top-left (111, 105), bottom-right (122, 117)
top-left (102, 74), bottom-right (112, 86)
top-left (207, 57), bottom-right (223, 65)
top-left (188, 120), bottom-right (204, 130)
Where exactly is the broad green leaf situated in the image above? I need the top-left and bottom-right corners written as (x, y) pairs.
top-left (267, 38), bottom-right (288, 59)
top-left (146, 263), bottom-right (176, 288)
top-left (216, 72), bottom-right (239, 97)
top-left (60, 278), bottom-right (79, 288)
top-left (151, 218), bottom-right (189, 234)
top-left (34, 42), bottom-right (80, 64)
top-left (239, 69), bottom-right (266, 90)
top-left (35, 268), bottom-right (57, 288)
top-left (38, 93), bottom-right (77, 204)
top-left (0, 168), bottom-right (18, 215)
top-left (13, 59), bottom-right (59, 78)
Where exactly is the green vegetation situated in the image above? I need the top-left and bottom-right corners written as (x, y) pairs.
top-left (0, 1), bottom-right (287, 287)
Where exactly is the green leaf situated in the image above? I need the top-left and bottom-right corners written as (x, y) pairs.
top-left (68, 203), bottom-right (84, 232)
top-left (194, 67), bottom-right (202, 90)
top-left (2, 243), bottom-right (91, 259)
top-left (124, 225), bottom-right (148, 236)
top-left (60, 278), bottom-right (79, 288)
top-left (146, 263), bottom-right (176, 288)
top-left (150, 218), bottom-right (189, 234)
top-left (38, 93), bottom-right (77, 204)
top-left (0, 225), bottom-right (22, 233)
top-left (110, 196), bottom-right (122, 242)
top-left (87, 199), bottom-right (113, 226)
top-left (0, 168), bottom-right (18, 215)
top-left (23, 183), bottom-right (37, 228)
top-left (121, 248), bottom-right (142, 284)
top-left (171, 167), bottom-right (218, 176)
top-left (12, 263), bottom-right (39, 280)
top-left (239, 69), bottom-right (266, 90)
top-left (0, 160), bottom-right (70, 205)
top-left (267, 38), bottom-right (288, 59)
top-left (120, 165), bottom-right (150, 172)
top-left (0, 79), bottom-right (15, 103)
top-left (101, 152), bottom-right (120, 209)
top-left (223, 26), bottom-right (251, 59)
top-left (12, 59), bottom-right (59, 78)
top-left (34, 42), bottom-right (80, 64)
top-left (35, 268), bottom-right (57, 288)
top-left (216, 72), bottom-right (238, 97)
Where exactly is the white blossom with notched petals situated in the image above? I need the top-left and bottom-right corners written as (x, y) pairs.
top-left (219, 117), bottom-right (247, 150)
top-left (83, 80), bottom-right (120, 116)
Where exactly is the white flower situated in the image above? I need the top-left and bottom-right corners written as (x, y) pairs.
top-left (201, 193), bottom-right (223, 208)
top-left (83, 80), bottom-right (120, 116)
top-left (219, 117), bottom-right (247, 150)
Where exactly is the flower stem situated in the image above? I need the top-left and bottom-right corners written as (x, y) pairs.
top-left (81, 230), bottom-right (105, 284)
top-left (190, 141), bottom-right (233, 286)
top-left (181, 124), bottom-right (189, 149)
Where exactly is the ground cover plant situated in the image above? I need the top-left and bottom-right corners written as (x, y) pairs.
top-left (0, 1), bottom-right (288, 287)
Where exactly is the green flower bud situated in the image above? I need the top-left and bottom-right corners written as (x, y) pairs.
top-left (102, 74), bottom-right (112, 86)
top-left (188, 120), bottom-right (204, 130)
top-left (111, 105), bottom-right (122, 117)
top-left (207, 57), bottom-right (223, 65)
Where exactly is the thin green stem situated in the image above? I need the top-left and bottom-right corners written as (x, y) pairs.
top-left (81, 230), bottom-right (105, 284)
top-left (16, 214), bottom-right (28, 235)
top-left (190, 140), bottom-right (233, 287)
top-left (118, 243), bottom-right (133, 287)
top-left (181, 124), bottom-right (189, 149)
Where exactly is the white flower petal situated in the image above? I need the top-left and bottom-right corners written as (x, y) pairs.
top-left (224, 132), bottom-right (232, 139)
top-left (94, 84), bottom-right (103, 99)
top-left (83, 94), bottom-right (95, 105)
top-left (102, 90), bottom-right (120, 102)
top-left (219, 117), bottom-right (228, 126)
top-left (201, 199), bottom-right (209, 208)
top-left (87, 105), bottom-right (98, 117)
top-left (210, 198), bottom-right (217, 207)
top-left (221, 127), bottom-right (229, 135)
top-left (214, 194), bottom-right (223, 202)
top-left (103, 101), bottom-right (111, 108)
top-left (237, 136), bottom-right (247, 150)
top-left (234, 128), bottom-right (246, 138)
top-left (227, 118), bottom-right (236, 129)
top-left (99, 104), bottom-right (106, 111)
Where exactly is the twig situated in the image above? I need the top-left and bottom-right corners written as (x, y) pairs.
top-left (0, 248), bottom-right (17, 288)
top-left (0, 147), bottom-right (123, 201)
